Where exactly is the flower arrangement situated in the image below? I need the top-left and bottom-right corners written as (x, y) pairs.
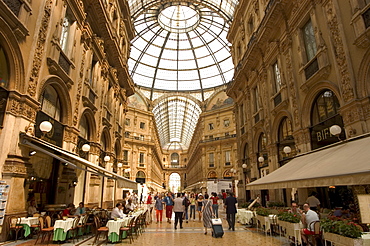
top-left (277, 212), bottom-right (301, 223)
top-left (320, 217), bottom-right (362, 238)
top-left (256, 207), bottom-right (270, 216)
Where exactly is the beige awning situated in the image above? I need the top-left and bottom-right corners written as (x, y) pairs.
top-left (247, 135), bottom-right (370, 190)
top-left (20, 133), bottom-right (137, 189)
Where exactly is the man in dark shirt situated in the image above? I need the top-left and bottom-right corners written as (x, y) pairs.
top-left (224, 192), bottom-right (237, 231)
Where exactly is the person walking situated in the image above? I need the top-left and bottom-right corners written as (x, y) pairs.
top-left (146, 192), bottom-right (154, 224)
top-left (196, 194), bottom-right (204, 221)
top-left (182, 193), bottom-right (191, 223)
top-left (210, 192), bottom-right (219, 218)
top-left (164, 192), bottom-right (174, 223)
top-left (173, 193), bottom-right (185, 229)
top-left (224, 192), bottom-right (237, 231)
top-left (154, 194), bottom-right (165, 223)
top-left (189, 193), bottom-right (196, 221)
top-left (202, 193), bottom-right (213, 235)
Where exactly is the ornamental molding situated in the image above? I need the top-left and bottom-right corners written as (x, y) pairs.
top-left (27, 1), bottom-right (53, 97)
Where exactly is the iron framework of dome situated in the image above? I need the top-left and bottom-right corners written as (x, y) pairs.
top-left (127, 0), bottom-right (238, 150)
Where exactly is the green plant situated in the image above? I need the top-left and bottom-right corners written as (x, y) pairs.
top-left (320, 217), bottom-right (362, 238)
top-left (277, 212), bottom-right (301, 223)
top-left (256, 207), bottom-right (270, 216)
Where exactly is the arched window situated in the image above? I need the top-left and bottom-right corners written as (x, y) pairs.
top-left (40, 86), bottom-right (61, 121)
top-left (223, 170), bottom-right (232, 179)
top-left (311, 90), bottom-right (340, 125)
top-left (79, 114), bottom-right (90, 140)
top-left (257, 133), bottom-right (268, 177)
top-left (171, 153), bottom-right (179, 166)
top-left (136, 171), bottom-right (146, 184)
top-left (0, 46), bottom-right (9, 88)
top-left (169, 173), bottom-right (181, 193)
top-left (310, 90), bottom-right (344, 149)
top-left (277, 117), bottom-right (295, 167)
top-left (207, 171), bottom-right (217, 179)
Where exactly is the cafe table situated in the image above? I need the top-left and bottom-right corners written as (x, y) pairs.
top-left (53, 218), bottom-right (74, 241)
top-left (106, 217), bottom-right (132, 243)
top-left (236, 209), bottom-right (255, 225)
top-left (19, 217), bottom-right (39, 237)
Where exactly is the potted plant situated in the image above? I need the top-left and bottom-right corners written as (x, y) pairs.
top-left (321, 217), bottom-right (363, 246)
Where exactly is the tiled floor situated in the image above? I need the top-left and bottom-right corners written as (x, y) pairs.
top-left (1, 209), bottom-right (290, 246)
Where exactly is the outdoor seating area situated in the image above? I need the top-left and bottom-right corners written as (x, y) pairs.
top-left (4, 207), bottom-right (148, 245)
top-left (235, 205), bottom-right (370, 246)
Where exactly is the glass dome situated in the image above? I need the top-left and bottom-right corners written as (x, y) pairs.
top-left (128, 1), bottom-right (236, 99)
top-left (127, 1), bottom-right (238, 149)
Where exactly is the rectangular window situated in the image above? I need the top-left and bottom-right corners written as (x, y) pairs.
top-left (140, 122), bottom-right (145, 129)
top-left (123, 150), bottom-right (128, 161)
top-left (124, 131), bottom-right (130, 138)
top-left (139, 152), bottom-right (145, 163)
top-left (140, 135), bottom-right (145, 140)
top-left (253, 87), bottom-right (260, 113)
top-left (224, 119), bottom-right (230, 127)
top-left (239, 104), bottom-right (245, 125)
top-left (125, 118), bottom-right (130, 126)
top-left (209, 153), bottom-right (214, 167)
top-left (273, 62), bottom-right (282, 93)
top-left (302, 19), bottom-right (317, 62)
top-left (209, 123), bottom-right (214, 130)
top-left (225, 150), bottom-right (231, 165)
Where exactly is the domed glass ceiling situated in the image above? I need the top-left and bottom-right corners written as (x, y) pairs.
top-left (127, 0), bottom-right (238, 149)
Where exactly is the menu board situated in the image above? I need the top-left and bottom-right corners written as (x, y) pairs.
top-left (357, 194), bottom-right (370, 224)
top-left (0, 181), bottom-right (9, 226)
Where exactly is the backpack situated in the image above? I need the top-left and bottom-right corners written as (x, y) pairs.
top-left (183, 197), bottom-right (191, 207)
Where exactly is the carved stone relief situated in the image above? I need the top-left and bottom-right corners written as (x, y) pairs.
top-left (27, 1), bottom-right (53, 97)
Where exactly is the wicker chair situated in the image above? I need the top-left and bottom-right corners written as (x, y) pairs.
top-left (8, 216), bottom-right (22, 241)
top-left (34, 216), bottom-right (54, 244)
top-left (92, 215), bottom-right (108, 245)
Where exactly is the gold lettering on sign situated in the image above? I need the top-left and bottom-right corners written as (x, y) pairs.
top-left (316, 127), bottom-right (333, 142)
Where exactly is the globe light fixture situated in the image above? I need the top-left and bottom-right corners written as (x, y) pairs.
top-left (124, 168), bottom-right (131, 173)
top-left (258, 156), bottom-right (264, 163)
top-left (104, 155), bottom-right (111, 162)
top-left (330, 125), bottom-right (342, 136)
top-left (117, 163), bottom-right (123, 168)
top-left (39, 121), bottom-right (52, 133)
top-left (230, 168), bottom-right (235, 173)
top-left (81, 144), bottom-right (91, 152)
top-left (242, 163), bottom-right (247, 169)
top-left (283, 146), bottom-right (292, 154)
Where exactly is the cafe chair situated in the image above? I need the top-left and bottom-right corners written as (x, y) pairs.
top-left (119, 216), bottom-right (135, 244)
top-left (307, 220), bottom-right (323, 246)
top-left (7, 216), bottom-right (22, 241)
top-left (69, 216), bottom-right (81, 243)
top-left (92, 215), bottom-right (108, 245)
top-left (34, 216), bottom-right (54, 244)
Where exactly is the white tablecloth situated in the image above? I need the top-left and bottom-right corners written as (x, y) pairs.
top-left (54, 218), bottom-right (74, 233)
top-left (106, 217), bottom-right (132, 235)
top-left (236, 209), bottom-right (255, 224)
top-left (20, 217), bottom-right (39, 227)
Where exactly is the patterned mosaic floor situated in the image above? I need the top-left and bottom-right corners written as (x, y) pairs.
top-left (1, 209), bottom-right (290, 246)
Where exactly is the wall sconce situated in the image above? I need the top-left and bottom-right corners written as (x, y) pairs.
top-left (104, 155), bottom-right (111, 162)
top-left (258, 156), bottom-right (264, 163)
top-left (124, 168), bottom-right (131, 173)
top-left (283, 146), bottom-right (292, 155)
top-left (117, 163), bottom-right (123, 168)
top-left (29, 150), bottom-right (37, 156)
top-left (69, 180), bottom-right (78, 189)
top-left (81, 144), bottom-right (91, 152)
top-left (330, 125), bottom-right (342, 140)
top-left (39, 121), bottom-right (53, 133)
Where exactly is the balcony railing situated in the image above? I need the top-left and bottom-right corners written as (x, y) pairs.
top-left (163, 164), bottom-right (187, 169)
top-left (200, 134), bottom-right (236, 143)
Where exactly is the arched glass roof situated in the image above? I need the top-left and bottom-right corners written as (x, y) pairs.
top-left (127, 1), bottom-right (238, 149)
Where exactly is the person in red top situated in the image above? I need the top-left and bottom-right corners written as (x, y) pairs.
top-left (62, 203), bottom-right (75, 217)
top-left (146, 192), bottom-right (153, 223)
top-left (210, 192), bottom-right (219, 218)
top-left (222, 191), bottom-right (227, 203)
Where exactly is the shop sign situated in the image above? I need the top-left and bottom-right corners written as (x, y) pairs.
top-left (310, 115), bottom-right (345, 150)
top-left (35, 111), bottom-right (64, 147)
